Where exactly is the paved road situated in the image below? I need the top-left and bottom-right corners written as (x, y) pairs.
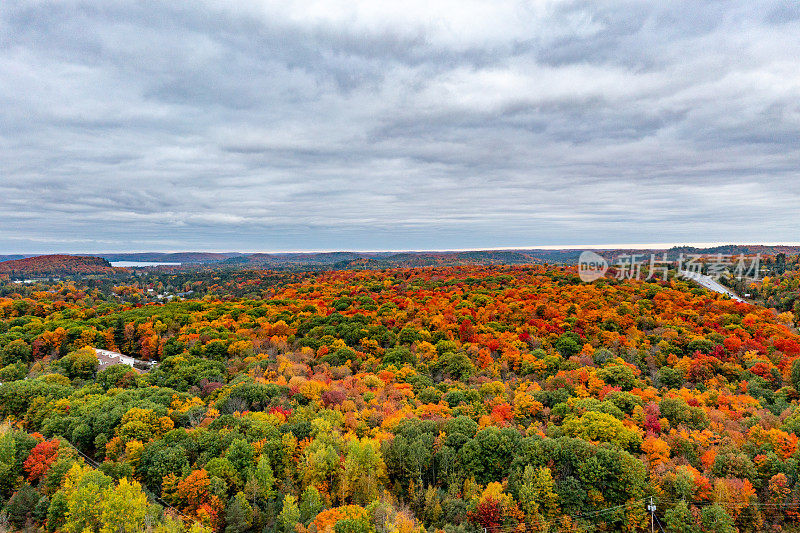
top-left (678, 270), bottom-right (746, 303)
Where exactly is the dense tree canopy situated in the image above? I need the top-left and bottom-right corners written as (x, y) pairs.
top-left (0, 263), bottom-right (798, 531)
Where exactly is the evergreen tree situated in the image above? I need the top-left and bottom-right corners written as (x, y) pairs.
top-left (225, 492), bottom-right (254, 533)
top-left (5, 484), bottom-right (40, 529)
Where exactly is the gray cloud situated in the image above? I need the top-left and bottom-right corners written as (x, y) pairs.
top-left (1, 0), bottom-right (799, 253)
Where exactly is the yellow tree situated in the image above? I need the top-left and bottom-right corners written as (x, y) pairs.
top-left (62, 464), bottom-right (113, 532)
top-left (340, 438), bottom-right (387, 505)
top-left (98, 477), bottom-right (149, 533)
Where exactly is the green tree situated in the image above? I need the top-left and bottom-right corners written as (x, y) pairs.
top-left (597, 363), bottom-right (637, 390)
top-left (226, 439), bottom-right (254, 475)
top-left (225, 491), bottom-right (253, 533)
top-left (517, 465), bottom-right (540, 520)
top-left (384, 420), bottom-right (437, 488)
top-left (61, 347), bottom-right (99, 380)
top-left (383, 346), bottom-right (417, 366)
top-left (555, 333), bottom-right (581, 357)
top-left (47, 490), bottom-right (69, 532)
top-left (138, 443), bottom-right (190, 492)
top-left (302, 431), bottom-right (341, 496)
top-left (664, 501), bottom-right (697, 533)
top-left (96, 365), bottom-right (134, 390)
top-left (33, 494), bottom-right (50, 524)
top-left (205, 457), bottom-right (240, 491)
top-left (510, 436), bottom-right (647, 526)
top-left (340, 438), bottom-right (386, 505)
top-left (299, 486), bottom-right (323, 524)
top-left (700, 504), bottom-right (735, 533)
top-left (278, 495), bottom-right (300, 533)
top-left (0, 429), bottom-right (17, 497)
top-left (518, 465), bottom-right (559, 523)
top-left (253, 455), bottom-right (276, 500)
top-left (5, 483), bottom-right (40, 529)
top-left (436, 351), bottom-right (474, 381)
top-left (459, 427), bottom-right (521, 485)
top-left (203, 340), bottom-right (228, 360)
top-left (0, 362), bottom-right (28, 382)
top-left (791, 358), bottom-right (800, 391)
top-left (1, 339), bottom-right (32, 366)
top-left (44, 457), bottom-right (78, 495)
top-left (444, 416), bottom-right (478, 450)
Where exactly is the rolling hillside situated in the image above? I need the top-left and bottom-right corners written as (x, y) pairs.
top-left (0, 254), bottom-right (117, 278)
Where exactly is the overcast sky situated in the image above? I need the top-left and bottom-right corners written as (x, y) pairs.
top-left (1, 1), bottom-right (799, 253)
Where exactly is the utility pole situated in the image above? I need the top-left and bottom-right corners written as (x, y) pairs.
top-left (646, 497), bottom-right (656, 533)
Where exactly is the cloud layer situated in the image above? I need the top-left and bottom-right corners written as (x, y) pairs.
top-left (2, 0), bottom-right (799, 252)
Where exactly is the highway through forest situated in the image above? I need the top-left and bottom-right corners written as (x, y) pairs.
top-left (678, 270), bottom-right (746, 303)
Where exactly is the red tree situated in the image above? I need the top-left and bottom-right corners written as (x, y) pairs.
top-left (23, 439), bottom-right (60, 482)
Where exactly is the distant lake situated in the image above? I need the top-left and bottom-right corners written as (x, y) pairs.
top-left (111, 261), bottom-right (182, 267)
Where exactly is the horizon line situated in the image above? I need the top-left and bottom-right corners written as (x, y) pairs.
top-left (5, 241), bottom-right (800, 256)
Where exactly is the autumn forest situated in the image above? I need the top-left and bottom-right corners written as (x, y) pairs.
top-left (1, 258), bottom-right (800, 533)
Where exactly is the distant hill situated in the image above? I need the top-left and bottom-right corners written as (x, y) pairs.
top-left (224, 252), bottom-right (368, 268)
top-left (0, 255), bottom-right (28, 263)
top-left (368, 250), bottom-right (544, 268)
top-left (217, 245), bottom-right (800, 270)
top-left (0, 255), bottom-right (116, 278)
top-left (97, 252), bottom-right (242, 263)
top-left (223, 250), bottom-right (544, 270)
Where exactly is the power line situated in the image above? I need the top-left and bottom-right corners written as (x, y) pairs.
top-left (57, 435), bottom-right (196, 523)
top-left (481, 494), bottom-right (800, 533)
top-left (482, 497), bottom-right (648, 533)
top-left (657, 496), bottom-right (800, 509)
top-left (653, 513), bottom-right (668, 533)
